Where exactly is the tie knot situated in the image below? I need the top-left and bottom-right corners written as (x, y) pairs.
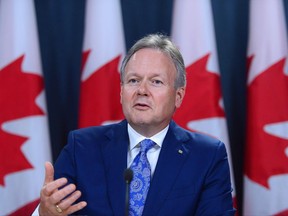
top-left (140, 139), bottom-right (155, 153)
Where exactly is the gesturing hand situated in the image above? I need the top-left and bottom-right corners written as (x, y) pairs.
top-left (39, 162), bottom-right (87, 216)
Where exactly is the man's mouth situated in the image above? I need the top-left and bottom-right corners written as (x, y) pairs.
top-left (134, 103), bottom-right (150, 110)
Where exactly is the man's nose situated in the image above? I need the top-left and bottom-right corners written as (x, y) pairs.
top-left (137, 80), bottom-right (149, 95)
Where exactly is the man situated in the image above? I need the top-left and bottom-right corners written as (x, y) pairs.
top-left (38, 34), bottom-right (235, 215)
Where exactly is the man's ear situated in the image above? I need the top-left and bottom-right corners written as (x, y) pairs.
top-left (175, 87), bottom-right (185, 108)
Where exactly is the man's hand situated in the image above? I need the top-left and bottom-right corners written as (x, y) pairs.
top-left (39, 162), bottom-right (87, 216)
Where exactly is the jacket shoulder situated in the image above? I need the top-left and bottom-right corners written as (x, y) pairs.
top-left (68, 120), bottom-right (127, 143)
top-left (171, 121), bottom-right (224, 148)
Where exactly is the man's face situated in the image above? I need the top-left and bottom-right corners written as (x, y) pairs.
top-left (120, 48), bottom-right (185, 136)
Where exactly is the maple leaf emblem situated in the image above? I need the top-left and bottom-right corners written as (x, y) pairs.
top-left (79, 50), bottom-right (124, 128)
top-left (174, 54), bottom-right (224, 130)
top-left (0, 55), bottom-right (44, 186)
top-left (245, 57), bottom-right (288, 188)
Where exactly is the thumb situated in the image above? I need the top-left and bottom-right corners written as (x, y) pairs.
top-left (43, 161), bottom-right (54, 185)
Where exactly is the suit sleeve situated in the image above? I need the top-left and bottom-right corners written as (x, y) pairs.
top-left (54, 131), bottom-right (77, 184)
top-left (195, 141), bottom-right (236, 216)
top-left (52, 129), bottom-right (114, 215)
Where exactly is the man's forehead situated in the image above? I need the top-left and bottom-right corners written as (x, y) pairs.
top-left (131, 48), bottom-right (163, 60)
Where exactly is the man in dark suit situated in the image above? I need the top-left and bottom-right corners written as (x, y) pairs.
top-left (38, 34), bottom-right (235, 216)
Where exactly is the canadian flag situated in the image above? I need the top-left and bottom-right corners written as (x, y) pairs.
top-left (171, 0), bottom-right (236, 202)
top-left (244, 0), bottom-right (288, 215)
top-left (79, 0), bottom-right (126, 128)
top-left (0, 0), bottom-right (52, 215)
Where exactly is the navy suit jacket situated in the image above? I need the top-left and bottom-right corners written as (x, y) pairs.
top-left (54, 120), bottom-right (235, 216)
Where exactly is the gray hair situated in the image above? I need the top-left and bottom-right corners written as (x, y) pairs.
top-left (120, 34), bottom-right (186, 89)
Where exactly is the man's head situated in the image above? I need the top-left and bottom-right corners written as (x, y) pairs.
top-left (120, 34), bottom-right (186, 137)
top-left (120, 34), bottom-right (186, 89)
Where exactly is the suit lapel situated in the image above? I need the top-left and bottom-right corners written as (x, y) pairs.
top-left (143, 121), bottom-right (191, 216)
top-left (101, 120), bottom-right (129, 216)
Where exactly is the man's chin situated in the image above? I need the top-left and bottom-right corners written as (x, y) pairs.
top-left (128, 118), bottom-right (153, 127)
top-left (131, 120), bottom-right (149, 125)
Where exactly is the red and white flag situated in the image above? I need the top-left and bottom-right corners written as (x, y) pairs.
top-left (79, 0), bottom-right (126, 128)
top-left (171, 0), bottom-right (236, 201)
top-left (0, 0), bottom-right (52, 215)
top-left (244, 0), bottom-right (288, 215)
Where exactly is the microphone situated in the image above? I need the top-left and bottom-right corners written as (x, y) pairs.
top-left (124, 168), bottom-right (133, 216)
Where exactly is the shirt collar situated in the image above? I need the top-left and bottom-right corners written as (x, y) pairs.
top-left (127, 123), bottom-right (169, 151)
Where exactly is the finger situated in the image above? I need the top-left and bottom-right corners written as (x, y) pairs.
top-left (66, 201), bottom-right (87, 215)
top-left (49, 183), bottom-right (76, 204)
top-left (42, 177), bottom-right (67, 197)
top-left (43, 161), bottom-right (54, 185)
top-left (57, 190), bottom-right (82, 210)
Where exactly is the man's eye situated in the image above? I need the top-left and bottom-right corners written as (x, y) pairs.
top-left (128, 79), bottom-right (138, 84)
top-left (152, 80), bottom-right (163, 85)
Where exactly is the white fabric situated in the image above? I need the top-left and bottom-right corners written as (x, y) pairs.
top-left (81, 0), bottom-right (125, 82)
top-left (127, 124), bottom-right (169, 176)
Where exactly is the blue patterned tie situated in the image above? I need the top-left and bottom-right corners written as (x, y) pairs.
top-left (129, 139), bottom-right (155, 216)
